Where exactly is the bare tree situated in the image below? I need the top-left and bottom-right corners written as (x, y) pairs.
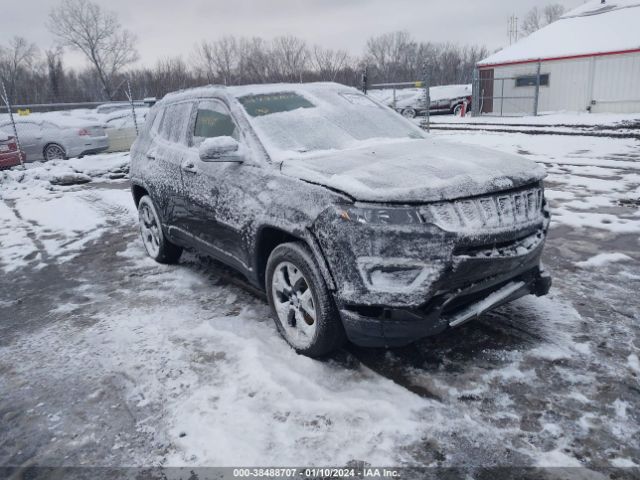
top-left (544, 4), bottom-right (566, 24)
top-left (521, 3), bottom-right (566, 36)
top-left (0, 36), bottom-right (40, 101)
top-left (48, 0), bottom-right (138, 99)
top-left (45, 46), bottom-right (64, 102)
top-left (521, 7), bottom-right (542, 36)
top-left (271, 36), bottom-right (309, 82)
top-left (365, 31), bottom-right (418, 82)
top-left (194, 36), bottom-right (238, 85)
top-left (311, 46), bottom-right (349, 81)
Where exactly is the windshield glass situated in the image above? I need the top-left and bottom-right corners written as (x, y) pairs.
top-left (236, 87), bottom-right (426, 160)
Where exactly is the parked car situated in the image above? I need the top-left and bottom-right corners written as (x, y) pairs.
top-left (0, 115), bottom-right (108, 162)
top-left (372, 85), bottom-right (472, 118)
top-left (104, 109), bottom-right (148, 153)
top-left (96, 98), bottom-right (156, 115)
top-left (0, 129), bottom-right (26, 169)
top-left (96, 101), bottom-right (145, 115)
top-left (130, 82), bottom-right (551, 357)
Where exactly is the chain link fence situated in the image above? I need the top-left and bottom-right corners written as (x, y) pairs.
top-left (472, 63), bottom-right (542, 117)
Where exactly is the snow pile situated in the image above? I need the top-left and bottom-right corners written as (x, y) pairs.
top-left (576, 253), bottom-right (633, 268)
top-left (0, 153), bottom-right (131, 269)
top-left (480, 0), bottom-right (640, 66)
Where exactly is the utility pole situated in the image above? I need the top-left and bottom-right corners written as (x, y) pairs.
top-left (361, 67), bottom-right (368, 95)
top-left (508, 15), bottom-right (519, 45)
top-left (420, 64), bottom-right (431, 132)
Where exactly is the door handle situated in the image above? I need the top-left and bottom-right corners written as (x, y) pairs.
top-left (181, 160), bottom-right (198, 173)
top-left (146, 154), bottom-right (156, 160)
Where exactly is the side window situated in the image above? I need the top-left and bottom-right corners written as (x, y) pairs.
top-left (191, 100), bottom-right (239, 147)
top-left (149, 107), bottom-right (164, 135)
top-left (159, 105), bottom-right (177, 141)
top-left (15, 122), bottom-right (39, 137)
top-left (158, 103), bottom-right (192, 144)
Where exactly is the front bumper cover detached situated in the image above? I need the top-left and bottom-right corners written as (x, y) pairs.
top-left (340, 267), bottom-right (551, 348)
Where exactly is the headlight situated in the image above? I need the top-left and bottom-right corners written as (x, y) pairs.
top-left (337, 206), bottom-right (423, 225)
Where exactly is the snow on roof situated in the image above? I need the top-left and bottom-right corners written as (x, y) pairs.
top-left (0, 111), bottom-right (105, 128)
top-left (479, 0), bottom-right (640, 67)
top-left (160, 82), bottom-right (354, 104)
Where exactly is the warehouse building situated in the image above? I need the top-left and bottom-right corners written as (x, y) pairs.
top-left (476, 0), bottom-right (640, 115)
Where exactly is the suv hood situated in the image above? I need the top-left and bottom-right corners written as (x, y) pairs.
top-left (280, 138), bottom-right (546, 203)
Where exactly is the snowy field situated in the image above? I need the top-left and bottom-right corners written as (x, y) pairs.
top-left (0, 130), bottom-right (639, 474)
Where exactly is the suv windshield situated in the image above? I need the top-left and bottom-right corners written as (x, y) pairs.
top-left (236, 88), bottom-right (426, 159)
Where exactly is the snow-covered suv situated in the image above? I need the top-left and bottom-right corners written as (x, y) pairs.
top-left (130, 82), bottom-right (551, 357)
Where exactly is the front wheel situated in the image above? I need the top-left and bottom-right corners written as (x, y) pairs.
top-left (137, 195), bottom-right (182, 264)
top-left (266, 242), bottom-right (346, 357)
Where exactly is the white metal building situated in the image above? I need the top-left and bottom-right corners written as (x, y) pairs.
top-left (477, 0), bottom-right (640, 115)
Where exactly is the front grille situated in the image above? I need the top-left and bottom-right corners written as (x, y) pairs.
top-left (422, 186), bottom-right (543, 233)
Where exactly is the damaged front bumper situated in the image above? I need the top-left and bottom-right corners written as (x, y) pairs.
top-left (340, 266), bottom-right (551, 348)
top-left (312, 184), bottom-right (552, 347)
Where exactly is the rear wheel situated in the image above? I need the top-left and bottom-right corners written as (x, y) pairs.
top-left (43, 143), bottom-right (66, 161)
top-left (137, 195), bottom-right (182, 264)
top-left (401, 108), bottom-right (417, 118)
top-left (266, 242), bottom-right (345, 357)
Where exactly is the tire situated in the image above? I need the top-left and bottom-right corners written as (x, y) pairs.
top-left (43, 143), bottom-right (66, 162)
top-left (137, 195), bottom-right (182, 264)
top-left (453, 104), bottom-right (463, 116)
top-left (266, 242), bottom-right (346, 357)
top-left (401, 108), bottom-right (417, 119)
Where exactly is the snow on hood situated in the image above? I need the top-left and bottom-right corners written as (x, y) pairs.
top-left (0, 129), bottom-right (10, 142)
top-left (280, 138), bottom-right (546, 203)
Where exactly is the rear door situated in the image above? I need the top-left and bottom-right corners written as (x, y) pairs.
top-left (144, 102), bottom-right (193, 230)
top-left (4, 121), bottom-right (41, 158)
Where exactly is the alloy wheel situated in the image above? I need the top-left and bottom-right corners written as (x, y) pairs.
top-left (270, 261), bottom-right (318, 349)
top-left (139, 201), bottom-right (161, 258)
top-left (44, 144), bottom-right (65, 161)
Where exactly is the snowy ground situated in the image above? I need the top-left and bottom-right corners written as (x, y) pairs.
top-left (433, 111), bottom-right (640, 127)
top-left (0, 131), bottom-right (639, 474)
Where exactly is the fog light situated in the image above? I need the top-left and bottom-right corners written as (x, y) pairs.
top-left (357, 257), bottom-right (443, 292)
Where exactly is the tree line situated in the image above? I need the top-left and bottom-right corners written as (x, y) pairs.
top-left (0, 0), bottom-right (490, 105)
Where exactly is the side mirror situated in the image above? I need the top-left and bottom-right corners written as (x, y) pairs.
top-left (199, 136), bottom-right (243, 162)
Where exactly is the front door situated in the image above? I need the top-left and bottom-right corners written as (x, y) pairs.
top-left (179, 99), bottom-right (251, 272)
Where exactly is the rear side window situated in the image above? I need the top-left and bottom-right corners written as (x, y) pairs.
top-left (159, 102), bottom-right (192, 144)
top-left (147, 108), bottom-right (163, 135)
top-left (191, 100), bottom-right (239, 147)
top-left (15, 122), bottom-right (40, 137)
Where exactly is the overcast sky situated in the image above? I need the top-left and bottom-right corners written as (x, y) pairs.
top-left (3, 0), bottom-right (585, 69)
